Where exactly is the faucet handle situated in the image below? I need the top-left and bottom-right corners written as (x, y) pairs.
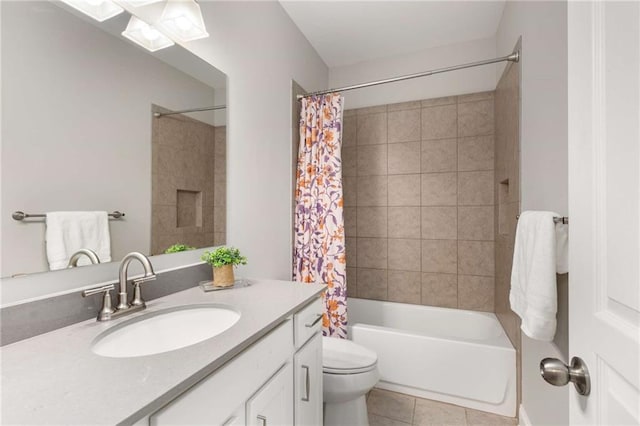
top-left (82, 284), bottom-right (115, 321)
top-left (130, 275), bottom-right (156, 307)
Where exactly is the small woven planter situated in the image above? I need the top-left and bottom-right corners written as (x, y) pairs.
top-left (213, 264), bottom-right (235, 287)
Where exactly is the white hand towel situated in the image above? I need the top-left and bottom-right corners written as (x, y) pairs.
top-left (45, 211), bottom-right (112, 270)
top-left (509, 211), bottom-right (563, 341)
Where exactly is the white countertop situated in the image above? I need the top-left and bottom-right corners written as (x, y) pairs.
top-left (1, 279), bottom-right (325, 425)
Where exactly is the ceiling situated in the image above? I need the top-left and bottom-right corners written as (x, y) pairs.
top-left (280, 1), bottom-right (506, 68)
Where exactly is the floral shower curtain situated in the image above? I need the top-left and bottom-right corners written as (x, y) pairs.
top-left (293, 93), bottom-right (347, 338)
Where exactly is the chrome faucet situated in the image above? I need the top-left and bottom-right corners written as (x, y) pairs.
top-left (116, 252), bottom-right (156, 310)
top-left (81, 252), bottom-right (156, 321)
top-left (67, 249), bottom-right (101, 268)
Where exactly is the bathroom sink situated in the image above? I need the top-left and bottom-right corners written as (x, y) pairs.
top-left (91, 305), bottom-right (240, 358)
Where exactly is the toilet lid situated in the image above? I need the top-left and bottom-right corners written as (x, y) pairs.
top-left (322, 337), bottom-right (377, 374)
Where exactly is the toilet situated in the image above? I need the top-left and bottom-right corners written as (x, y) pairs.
top-left (322, 336), bottom-right (380, 426)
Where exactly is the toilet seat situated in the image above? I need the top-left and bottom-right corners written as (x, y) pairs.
top-left (322, 337), bottom-right (378, 374)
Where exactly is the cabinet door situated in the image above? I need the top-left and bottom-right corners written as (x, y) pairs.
top-left (246, 363), bottom-right (294, 426)
top-left (294, 334), bottom-right (322, 426)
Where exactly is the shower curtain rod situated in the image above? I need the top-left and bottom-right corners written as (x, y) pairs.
top-left (153, 105), bottom-right (227, 118)
top-left (297, 51), bottom-right (520, 100)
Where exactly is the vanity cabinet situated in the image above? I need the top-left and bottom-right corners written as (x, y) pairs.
top-left (246, 363), bottom-right (294, 426)
top-left (294, 334), bottom-right (323, 425)
top-left (149, 298), bottom-right (323, 426)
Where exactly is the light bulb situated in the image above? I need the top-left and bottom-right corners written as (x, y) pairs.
top-left (175, 16), bottom-right (193, 32)
top-left (141, 25), bottom-right (161, 41)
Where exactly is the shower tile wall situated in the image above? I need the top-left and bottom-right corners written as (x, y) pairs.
top-left (494, 59), bottom-right (521, 349)
top-left (343, 92), bottom-right (496, 311)
top-left (151, 114), bottom-right (226, 255)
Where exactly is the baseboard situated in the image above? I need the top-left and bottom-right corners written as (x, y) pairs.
top-left (519, 404), bottom-right (532, 426)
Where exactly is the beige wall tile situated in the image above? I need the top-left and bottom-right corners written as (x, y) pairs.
top-left (367, 389), bottom-right (415, 424)
top-left (343, 108), bottom-right (357, 117)
top-left (357, 238), bottom-right (388, 268)
top-left (388, 174), bottom-right (421, 206)
top-left (346, 267), bottom-right (357, 298)
top-left (342, 115), bottom-right (357, 147)
top-left (458, 91), bottom-right (494, 104)
top-left (458, 171), bottom-right (494, 205)
top-left (153, 204), bottom-right (177, 235)
top-left (346, 237), bottom-right (357, 268)
top-left (458, 99), bottom-right (494, 137)
top-left (342, 146), bottom-right (357, 177)
top-left (421, 172), bottom-right (457, 206)
top-left (458, 240), bottom-right (495, 276)
top-left (388, 239), bottom-right (421, 271)
top-left (358, 144), bottom-right (388, 176)
top-left (458, 206), bottom-right (494, 241)
top-left (357, 105), bottom-right (387, 115)
top-left (356, 268), bottom-right (387, 300)
top-left (343, 176), bottom-right (357, 206)
top-left (458, 275), bottom-right (495, 312)
top-left (421, 138), bottom-right (457, 173)
top-left (421, 273), bottom-right (457, 308)
top-left (213, 206), bottom-right (226, 233)
top-left (357, 112), bottom-right (387, 145)
top-left (213, 232), bottom-right (226, 246)
top-left (357, 176), bottom-right (388, 206)
top-left (388, 207), bottom-right (421, 238)
top-left (387, 100), bottom-right (422, 111)
top-left (458, 135), bottom-right (494, 171)
top-left (421, 96), bottom-right (457, 107)
top-left (421, 206), bottom-right (457, 240)
top-left (388, 271), bottom-right (421, 304)
top-left (214, 180), bottom-right (226, 206)
top-left (344, 207), bottom-right (357, 237)
top-left (357, 207), bottom-right (387, 238)
top-left (388, 142), bottom-right (421, 175)
top-left (388, 109), bottom-right (421, 143)
top-left (421, 239), bottom-right (457, 273)
top-left (421, 104), bottom-right (457, 140)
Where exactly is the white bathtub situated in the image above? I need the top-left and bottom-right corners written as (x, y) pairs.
top-left (347, 298), bottom-right (516, 417)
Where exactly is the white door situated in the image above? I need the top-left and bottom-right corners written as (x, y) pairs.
top-left (568, 1), bottom-right (639, 424)
top-left (294, 333), bottom-right (323, 425)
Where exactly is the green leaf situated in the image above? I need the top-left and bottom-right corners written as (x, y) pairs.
top-left (201, 246), bottom-right (248, 268)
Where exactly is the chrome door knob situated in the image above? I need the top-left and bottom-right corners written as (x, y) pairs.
top-left (540, 356), bottom-right (591, 396)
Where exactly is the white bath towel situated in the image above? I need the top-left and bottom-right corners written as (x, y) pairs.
top-left (510, 211), bottom-right (564, 341)
top-left (45, 211), bottom-right (112, 270)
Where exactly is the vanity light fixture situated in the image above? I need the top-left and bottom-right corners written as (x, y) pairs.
top-left (121, 16), bottom-right (175, 52)
top-left (156, 0), bottom-right (209, 43)
top-left (60, 0), bottom-right (124, 22)
top-left (116, 0), bottom-right (164, 8)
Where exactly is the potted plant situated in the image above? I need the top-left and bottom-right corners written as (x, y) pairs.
top-left (164, 243), bottom-right (196, 254)
top-left (201, 246), bottom-right (247, 287)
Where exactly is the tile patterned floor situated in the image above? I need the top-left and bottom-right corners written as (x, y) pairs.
top-left (366, 389), bottom-right (518, 426)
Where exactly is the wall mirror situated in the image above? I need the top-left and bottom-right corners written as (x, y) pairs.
top-left (1, 0), bottom-right (227, 279)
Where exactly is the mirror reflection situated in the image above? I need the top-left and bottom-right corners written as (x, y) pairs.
top-left (1, 1), bottom-right (227, 278)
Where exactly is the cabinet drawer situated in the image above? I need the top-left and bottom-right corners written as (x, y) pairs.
top-left (293, 297), bottom-right (323, 348)
top-left (150, 320), bottom-right (293, 425)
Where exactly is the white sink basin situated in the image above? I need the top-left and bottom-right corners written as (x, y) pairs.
top-left (92, 305), bottom-right (240, 358)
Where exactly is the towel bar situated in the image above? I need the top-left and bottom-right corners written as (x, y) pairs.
top-left (12, 211), bottom-right (125, 221)
top-left (515, 214), bottom-right (568, 225)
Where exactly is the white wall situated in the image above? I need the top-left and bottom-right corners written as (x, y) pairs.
top-left (496, 2), bottom-right (569, 425)
top-left (328, 37), bottom-right (496, 109)
top-left (1, 1), bottom-right (217, 277)
top-left (176, 1), bottom-right (329, 280)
